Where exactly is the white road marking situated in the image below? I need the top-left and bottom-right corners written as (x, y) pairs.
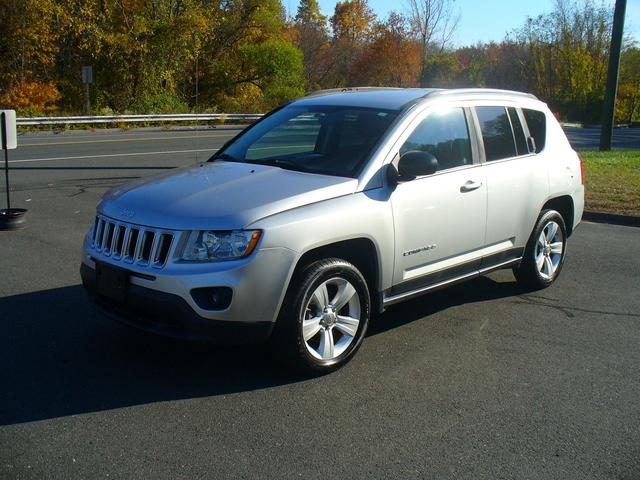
top-left (8, 148), bottom-right (219, 164)
top-left (20, 132), bottom-right (237, 147)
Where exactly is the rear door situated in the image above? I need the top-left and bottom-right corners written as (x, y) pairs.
top-left (472, 105), bottom-right (548, 268)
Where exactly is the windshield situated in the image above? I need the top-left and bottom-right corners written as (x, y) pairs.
top-left (209, 105), bottom-right (399, 178)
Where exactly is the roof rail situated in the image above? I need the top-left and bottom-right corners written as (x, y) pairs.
top-left (305, 86), bottom-right (403, 98)
top-left (426, 88), bottom-right (538, 100)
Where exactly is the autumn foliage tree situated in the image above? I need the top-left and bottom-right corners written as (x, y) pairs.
top-left (0, 0), bottom-right (305, 114)
top-left (292, 0), bottom-right (331, 90)
top-left (328, 0), bottom-right (376, 87)
top-left (351, 13), bottom-right (421, 87)
top-left (0, 0), bottom-right (637, 123)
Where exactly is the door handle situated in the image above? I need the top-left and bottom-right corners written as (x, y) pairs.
top-left (460, 180), bottom-right (483, 192)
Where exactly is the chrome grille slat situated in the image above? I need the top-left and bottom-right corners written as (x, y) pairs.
top-left (119, 225), bottom-right (132, 260)
top-left (89, 215), bottom-right (176, 269)
top-left (109, 223), bottom-right (120, 256)
top-left (148, 231), bottom-right (162, 267)
top-left (138, 230), bottom-right (154, 265)
top-left (112, 224), bottom-right (126, 259)
top-left (101, 222), bottom-right (112, 253)
top-left (133, 229), bottom-right (145, 263)
top-left (93, 218), bottom-right (104, 248)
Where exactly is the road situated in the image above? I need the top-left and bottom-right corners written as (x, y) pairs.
top-left (3, 124), bottom-right (637, 195)
top-left (0, 125), bottom-right (639, 479)
top-left (563, 126), bottom-right (640, 149)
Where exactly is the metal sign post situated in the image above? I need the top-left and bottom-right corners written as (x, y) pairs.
top-left (82, 66), bottom-right (93, 115)
top-left (0, 110), bottom-right (27, 230)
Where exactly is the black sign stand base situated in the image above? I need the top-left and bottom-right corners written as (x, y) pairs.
top-left (1, 147), bottom-right (28, 231)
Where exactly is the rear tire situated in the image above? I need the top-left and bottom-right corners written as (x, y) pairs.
top-left (271, 258), bottom-right (370, 375)
top-left (513, 209), bottom-right (567, 290)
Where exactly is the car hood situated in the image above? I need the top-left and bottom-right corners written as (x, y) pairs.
top-left (98, 161), bottom-right (358, 230)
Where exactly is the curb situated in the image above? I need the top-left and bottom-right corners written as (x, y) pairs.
top-left (583, 211), bottom-right (640, 227)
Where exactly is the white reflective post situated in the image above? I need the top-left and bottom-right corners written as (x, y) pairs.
top-left (1, 110), bottom-right (18, 211)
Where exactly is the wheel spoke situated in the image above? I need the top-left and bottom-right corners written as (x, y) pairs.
top-left (550, 241), bottom-right (563, 254)
top-left (543, 256), bottom-right (554, 277)
top-left (335, 315), bottom-right (359, 337)
top-left (536, 251), bottom-right (545, 271)
top-left (546, 222), bottom-right (558, 242)
top-left (318, 328), bottom-right (335, 360)
top-left (302, 316), bottom-right (322, 341)
top-left (312, 283), bottom-right (330, 309)
top-left (332, 280), bottom-right (357, 310)
top-left (537, 234), bottom-right (546, 248)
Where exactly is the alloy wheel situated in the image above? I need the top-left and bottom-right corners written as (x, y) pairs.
top-left (535, 220), bottom-right (564, 279)
top-left (302, 277), bottom-right (361, 361)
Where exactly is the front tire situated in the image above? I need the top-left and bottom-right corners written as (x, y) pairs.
top-left (513, 209), bottom-right (567, 289)
top-left (272, 258), bottom-right (370, 375)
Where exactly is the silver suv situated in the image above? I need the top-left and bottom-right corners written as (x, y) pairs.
top-left (81, 88), bottom-right (585, 373)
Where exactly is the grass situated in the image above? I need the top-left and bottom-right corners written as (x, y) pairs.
top-left (579, 149), bottom-right (640, 217)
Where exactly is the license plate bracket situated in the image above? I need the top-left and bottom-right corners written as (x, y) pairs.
top-left (95, 262), bottom-right (128, 303)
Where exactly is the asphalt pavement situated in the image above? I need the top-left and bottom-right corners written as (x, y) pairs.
top-left (563, 126), bottom-right (640, 149)
top-left (0, 125), bottom-right (639, 479)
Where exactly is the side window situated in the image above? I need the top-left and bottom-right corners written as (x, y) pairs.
top-left (399, 107), bottom-right (472, 171)
top-left (475, 106), bottom-right (517, 161)
top-left (508, 107), bottom-right (528, 155)
top-left (522, 108), bottom-right (547, 153)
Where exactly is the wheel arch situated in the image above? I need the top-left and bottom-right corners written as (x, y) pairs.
top-left (542, 195), bottom-right (575, 236)
top-left (291, 237), bottom-right (382, 313)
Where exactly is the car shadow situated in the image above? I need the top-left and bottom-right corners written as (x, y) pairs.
top-left (0, 275), bottom-right (527, 426)
top-left (370, 275), bottom-right (529, 336)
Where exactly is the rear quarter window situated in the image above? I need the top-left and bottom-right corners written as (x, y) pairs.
top-left (475, 106), bottom-right (517, 161)
top-left (522, 109), bottom-right (547, 153)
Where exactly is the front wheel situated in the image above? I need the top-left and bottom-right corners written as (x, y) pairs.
top-left (271, 258), bottom-right (370, 375)
top-left (513, 209), bottom-right (567, 289)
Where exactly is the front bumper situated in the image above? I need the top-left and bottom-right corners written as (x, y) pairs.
top-left (81, 263), bottom-right (274, 343)
top-left (80, 238), bottom-right (299, 343)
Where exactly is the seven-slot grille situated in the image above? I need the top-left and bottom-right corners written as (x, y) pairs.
top-left (90, 215), bottom-right (175, 268)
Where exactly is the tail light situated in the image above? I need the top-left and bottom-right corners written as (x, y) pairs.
top-left (577, 153), bottom-right (585, 185)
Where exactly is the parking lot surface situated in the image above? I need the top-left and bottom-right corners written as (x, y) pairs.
top-left (0, 126), bottom-right (639, 479)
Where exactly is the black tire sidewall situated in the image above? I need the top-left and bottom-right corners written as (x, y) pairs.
top-left (277, 258), bottom-right (371, 373)
top-left (518, 209), bottom-right (568, 288)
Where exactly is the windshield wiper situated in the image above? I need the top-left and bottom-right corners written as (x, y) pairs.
top-left (210, 152), bottom-right (239, 163)
top-left (273, 159), bottom-right (311, 172)
top-left (245, 158), bottom-right (312, 173)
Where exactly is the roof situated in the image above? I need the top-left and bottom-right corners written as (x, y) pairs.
top-left (294, 87), bottom-right (441, 111)
top-left (292, 87), bottom-right (538, 111)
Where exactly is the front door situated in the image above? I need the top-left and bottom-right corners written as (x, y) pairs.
top-left (389, 106), bottom-right (487, 296)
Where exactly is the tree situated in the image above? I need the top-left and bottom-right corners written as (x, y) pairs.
top-left (351, 13), bottom-right (421, 87)
top-left (328, 0), bottom-right (376, 87)
top-left (406, 0), bottom-right (460, 86)
top-left (292, 0), bottom-right (330, 90)
top-left (617, 46), bottom-right (640, 122)
top-left (0, 0), bottom-right (67, 113)
top-left (515, 0), bottom-right (612, 121)
top-left (0, 0), bottom-right (306, 114)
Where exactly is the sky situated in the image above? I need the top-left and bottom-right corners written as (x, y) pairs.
top-left (284, 0), bottom-right (640, 47)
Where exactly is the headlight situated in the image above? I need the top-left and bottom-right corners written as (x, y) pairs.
top-left (181, 230), bottom-right (261, 261)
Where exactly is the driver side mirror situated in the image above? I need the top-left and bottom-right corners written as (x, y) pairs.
top-left (397, 150), bottom-right (438, 181)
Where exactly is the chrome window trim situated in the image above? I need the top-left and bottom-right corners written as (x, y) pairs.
top-left (470, 106), bottom-right (541, 165)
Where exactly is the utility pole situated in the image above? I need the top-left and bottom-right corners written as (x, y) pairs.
top-left (599, 0), bottom-right (627, 151)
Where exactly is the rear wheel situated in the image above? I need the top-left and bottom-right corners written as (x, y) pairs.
top-left (271, 258), bottom-right (370, 375)
top-left (513, 209), bottom-right (567, 289)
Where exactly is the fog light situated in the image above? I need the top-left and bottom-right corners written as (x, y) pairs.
top-left (191, 287), bottom-right (233, 311)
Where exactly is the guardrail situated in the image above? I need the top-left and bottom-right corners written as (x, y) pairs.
top-left (16, 113), bottom-right (264, 126)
